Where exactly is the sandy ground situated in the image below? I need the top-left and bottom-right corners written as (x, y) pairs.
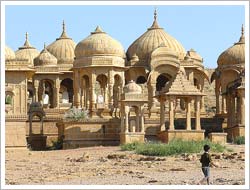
top-left (5, 144), bottom-right (245, 185)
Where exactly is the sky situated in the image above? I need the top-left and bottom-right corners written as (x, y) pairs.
top-left (4, 4), bottom-right (246, 68)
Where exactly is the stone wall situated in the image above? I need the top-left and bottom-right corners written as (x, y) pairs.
top-left (26, 120), bottom-right (59, 146)
top-left (6, 121), bottom-right (27, 147)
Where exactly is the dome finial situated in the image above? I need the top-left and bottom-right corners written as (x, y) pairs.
top-left (24, 32), bottom-right (31, 47)
top-left (26, 32), bottom-right (28, 41)
top-left (238, 24), bottom-right (245, 43)
top-left (63, 20), bottom-right (65, 32)
top-left (91, 25), bottom-right (105, 34)
top-left (154, 7), bottom-right (157, 21)
top-left (149, 7), bottom-right (160, 29)
top-left (44, 42), bottom-right (46, 49)
top-left (241, 24), bottom-right (244, 36)
top-left (59, 20), bottom-right (68, 38)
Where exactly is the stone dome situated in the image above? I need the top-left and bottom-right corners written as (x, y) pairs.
top-left (75, 26), bottom-right (125, 58)
top-left (47, 21), bottom-right (76, 64)
top-left (15, 32), bottom-right (40, 65)
top-left (5, 45), bottom-right (16, 60)
top-left (124, 80), bottom-right (142, 94)
top-left (217, 25), bottom-right (245, 66)
top-left (126, 10), bottom-right (186, 66)
top-left (34, 44), bottom-right (57, 66)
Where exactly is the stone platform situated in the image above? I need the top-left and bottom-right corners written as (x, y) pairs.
top-left (158, 129), bottom-right (205, 143)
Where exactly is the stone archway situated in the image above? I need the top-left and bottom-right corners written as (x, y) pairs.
top-left (156, 73), bottom-right (171, 92)
top-left (60, 78), bottom-right (73, 104)
top-left (38, 79), bottom-right (54, 108)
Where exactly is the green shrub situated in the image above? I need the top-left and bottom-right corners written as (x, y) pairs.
top-left (120, 142), bottom-right (141, 151)
top-left (120, 139), bottom-right (227, 156)
top-left (234, 136), bottom-right (245, 145)
top-left (63, 107), bottom-right (89, 121)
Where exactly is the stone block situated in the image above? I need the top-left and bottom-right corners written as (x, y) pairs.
top-left (208, 132), bottom-right (227, 144)
top-left (158, 130), bottom-right (205, 143)
top-left (120, 132), bottom-right (145, 144)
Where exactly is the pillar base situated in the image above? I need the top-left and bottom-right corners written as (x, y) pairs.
top-left (157, 130), bottom-right (205, 143)
top-left (120, 132), bottom-right (145, 144)
top-left (208, 132), bottom-right (227, 144)
top-left (224, 124), bottom-right (245, 142)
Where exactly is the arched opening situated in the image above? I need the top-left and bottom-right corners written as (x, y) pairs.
top-left (156, 73), bottom-right (171, 91)
top-left (136, 76), bottom-right (147, 84)
top-left (38, 80), bottom-right (54, 108)
top-left (60, 78), bottom-right (73, 104)
top-left (96, 74), bottom-right (108, 105)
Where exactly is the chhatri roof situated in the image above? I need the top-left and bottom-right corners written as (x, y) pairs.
top-left (217, 25), bottom-right (245, 66)
top-left (160, 66), bottom-right (205, 97)
top-left (34, 43), bottom-right (57, 66)
top-left (5, 45), bottom-right (16, 60)
top-left (47, 21), bottom-right (76, 64)
top-left (15, 32), bottom-right (40, 65)
top-left (75, 26), bottom-right (125, 58)
top-left (126, 9), bottom-right (186, 66)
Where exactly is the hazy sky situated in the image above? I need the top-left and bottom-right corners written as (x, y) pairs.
top-left (4, 4), bottom-right (245, 68)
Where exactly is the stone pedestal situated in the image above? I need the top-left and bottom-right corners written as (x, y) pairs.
top-left (26, 134), bottom-right (47, 150)
top-left (224, 124), bottom-right (245, 142)
top-left (208, 132), bottom-right (227, 144)
top-left (120, 132), bottom-right (145, 144)
top-left (158, 130), bottom-right (205, 143)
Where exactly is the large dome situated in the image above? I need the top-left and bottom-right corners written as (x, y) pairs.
top-left (75, 26), bottom-right (125, 58)
top-left (127, 11), bottom-right (186, 66)
top-left (5, 45), bottom-right (16, 60)
top-left (15, 32), bottom-right (40, 65)
top-left (217, 25), bottom-right (245, 66)
top-left (34, 44), bottom-right (57, 66)
top-left (47, 21), bottom-right (76, 64)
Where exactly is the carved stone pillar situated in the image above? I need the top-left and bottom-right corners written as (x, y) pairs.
top-left (34, 80), bottom-right (39, 102)
top-left (140, 109), bottom-right (145, 133)
top-left (136, 110), bottom-right (140, 132)
top-left (120, 109), bottom-right (124, 133)
top-left (125, 106), bottom-right (129, 133)
top-left (186, 98), bottom-right (191, 130)
top-left (231, 96), bottom-right (236, 126)
top-left (109, 83), bottom-right (114, 108)
top-left (55, 79), bottom-right (60, 108)
top-left (195, 96), bottom-right (201, 130)
top-left (215, 82), bottom-right (220, 114)
top-left (73, 70), bottom-right (80, 108)
top-left (160, 97), bottom-right (166, 131)
top-left (238, 91), bottom-right (245, 125)
top-left (222, 95), bottom-right (227, 114)
top-left (226, 95), bottom-right (232, 128)
top-left (169, 96), bottom-right (175, 130)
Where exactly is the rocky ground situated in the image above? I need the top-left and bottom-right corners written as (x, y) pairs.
top-left (5, 144), bottom-right (245, 185)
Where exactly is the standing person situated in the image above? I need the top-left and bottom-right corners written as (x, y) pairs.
top-left (199, 144), bottom-right (214, 185)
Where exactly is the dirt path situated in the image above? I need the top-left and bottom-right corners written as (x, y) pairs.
top-left (5, 144), bottom-right (245, 185)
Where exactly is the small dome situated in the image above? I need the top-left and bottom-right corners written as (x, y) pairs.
top-left (124, 80), bottom-right (142, 94)
top-left (5, 45), bottom-right (16, 60)
top-left (217, 25), bottom-right (245, 66)
top-left (47, 21), bottom-right (76, 64)
top-left (186, 49), bottom-right (203, 62)
top-left (126, 10), bottom-right (186, 66)
top-left (75, 26), bottom-right (125, 58)
top-left (15, 32), bottom-right (40, 65)
top-left (34, 44), bottom-right (57, 66)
